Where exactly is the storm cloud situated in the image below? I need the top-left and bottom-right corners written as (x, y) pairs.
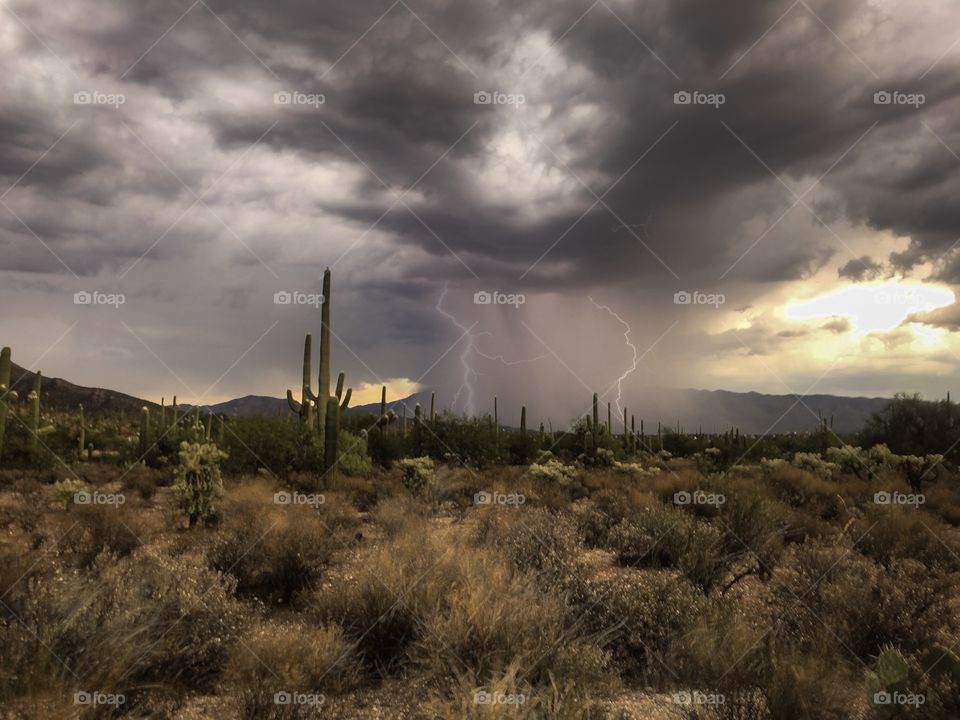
top-left (2, 0), bottom-right (960, 419)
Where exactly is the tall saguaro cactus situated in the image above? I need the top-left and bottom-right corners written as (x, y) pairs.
top-left (520, 405), bottom-right (527, 437)
top-left (592, 393), bottom-right (599, 436)
top-left (317, 267), bottom-right (332, 437)
top-left (0, 347), bottom-right (11, 461)
top-left (78, 404), bottom-right (87, 459)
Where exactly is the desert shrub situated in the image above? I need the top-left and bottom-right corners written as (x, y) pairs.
top-left (173, 441), bottom-right (225, 526)
top-left (579, 570), bottom-right (708, 679)
top-left (372, 493), bottom-right (431, 537)
top-left (398, 456), bottom-right (434, 494)
top-left (52, 477), bottom-right (88, 508)
top-left (218, 417), bottom-right (323, 477)
top-left (48, 549), bottom-right (245, 696)
top-left (335, 429), bottom-right (372, 476)
top-left (610, 507), bottom-right (727, 594)
top-left (209, 482), bottom-right (340, 604)
top-left (227, 621), bottom-right (358, 719)
top-left (60, 502), bottom-right (143, 568)
top-left (772, 542), bottom-right (957, 660)
top-left (856, 504), bottom-right (960, 570)
top-left (310, 527), bottom-right (460, 671)
top-left (122, 464), bottom-right (159, 500)
top-left (416, 546), bottom-right (607, 686)
top-left (475, 506), bottom-right (583, 590)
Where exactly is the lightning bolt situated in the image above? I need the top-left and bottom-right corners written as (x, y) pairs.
top-left (436, 285), bottom-right (546, 416)
top-left (589, 296), bottom-right (638, 417)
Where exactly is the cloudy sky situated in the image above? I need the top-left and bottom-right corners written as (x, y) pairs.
top-left (3, 0), bottom-right (960, 424)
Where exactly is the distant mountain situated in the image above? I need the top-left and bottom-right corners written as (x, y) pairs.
top-left (629, 388), bottom-right (889, 435)
top-left (7, 360), bottom-right (891, 434)
top-left (205, 387), bottom-right (887, 434)
top-left (8, 363), bottom-right (159, 415)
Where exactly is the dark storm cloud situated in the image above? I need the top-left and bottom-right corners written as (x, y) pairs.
top-left (838, 255), bottom-right (883, 281)
top-left (3, 0), bottom-right (960, 407)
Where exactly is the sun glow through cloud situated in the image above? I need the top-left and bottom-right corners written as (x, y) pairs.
top-left (783, 281), bottom-right (955, 335)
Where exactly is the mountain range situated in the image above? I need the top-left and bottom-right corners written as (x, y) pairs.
top-left (10, 361), bottom-right (891, 434)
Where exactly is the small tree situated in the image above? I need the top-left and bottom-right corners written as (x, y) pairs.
top-left (173, 441), bottom-right (226, 526)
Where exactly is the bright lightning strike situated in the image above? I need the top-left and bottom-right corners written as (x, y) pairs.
top-left (589, 297), bottom-right (638, 416)
top-left (436, 285), bottom-right (546, 416)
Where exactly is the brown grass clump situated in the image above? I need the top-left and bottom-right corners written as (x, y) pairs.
top-left (208, 479), bottom-right (349, 605)
top-left (226, 620), bottom-right (359, 719)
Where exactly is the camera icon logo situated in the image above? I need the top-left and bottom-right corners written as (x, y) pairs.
top-left (674, 91), bottom-right (692, 105)
top-left (474, 91), bottom-right (492, 105)
top-left (672, 691), bottom-right (693, 705)
top-left (474, 291), bottom-right (492, 305)
top-left (274, 91), bottom-right (292, 105)
top-left (674, 291), bottom-right (692, 305)
top-left (474, 691), bottom-right (491, 704)
top-left (474, 491), bottom-right (492, 505)
top-left (673, 491), bottom-right (691, 505)
top-left (274, 291), bottom-right (292, 305)
top-left (873, 491), bottom-right (891, 505)
top-left (73, 91), bottom-right (92, 105)
top-left (74, 691), bottom-right (92, 705)
top-left (74, 291), bottom-right (92, 305)
top-left (874, 91), bottom-right (892, 105)
top-left (274, 492), bottom-right (291, 505)
top-left (74, 491), bottom-right (92, 505)
top-left (873, 691), bottom-right (892, 705)
top-left (274, 691), bottom-right (292, 705)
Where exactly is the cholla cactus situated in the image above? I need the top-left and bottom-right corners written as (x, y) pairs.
top-left (173, 441), bottom-right (226, 526)
top-left (398, 456), bottom-right (434, 494)
top-left (791, 452), bottom-right (838, 479)
top-left (528, 452), bottom-right (577, 486)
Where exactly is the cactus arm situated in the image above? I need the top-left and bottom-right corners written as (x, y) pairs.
top-left (340, 387), bottom-right (352, 410)
top-left (318, 268), bottom-right (332, 435)
top-left (286, 389), bottom-right (302, 414)
top-left (335, 371), bottom-right (345, 401)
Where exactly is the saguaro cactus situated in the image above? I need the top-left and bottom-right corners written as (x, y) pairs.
top-left (317, 268), bottom-right (332, 437)
top-left (379, 385), bottom-right (387, 437)
top-left (430, 392), bottom-right (435, 423)
top-left (287, 334), bottom-right (315, 426)
top-left (607, 402), bottom-right (612, 435)
top-left (520, 405), bottom-right (527, 437)
top-left (623, 407), bottom-right (628, 450)
top-left (28, 372), bottom-right (42, 448)
top-left (592, 393), bottom-right (599, 437)
top-left (139, 406), bottom-right (150, 458)
top-left (78, 404), bottom-right (87, 460)
top-left (0, 347), bottom-right (11, 461)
